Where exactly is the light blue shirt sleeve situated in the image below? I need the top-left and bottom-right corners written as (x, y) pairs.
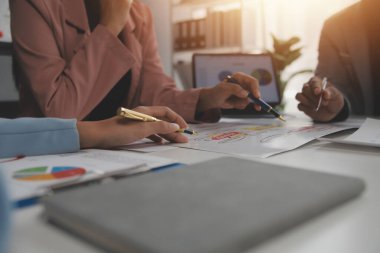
top-left (0, 118), bottom-right (80, 158)
top-left (0, 170), bottom-right (10, 253)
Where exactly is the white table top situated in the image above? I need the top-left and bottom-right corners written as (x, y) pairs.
top-left (9, 117), bottom-right (380, 253)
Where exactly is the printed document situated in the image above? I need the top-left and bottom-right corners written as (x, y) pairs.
top-left (175, 120), bottom-right (352, 158)
top-left (319, 118), bottom-right (380, 147)
top-left (1, 149), bottom-right (175, 202)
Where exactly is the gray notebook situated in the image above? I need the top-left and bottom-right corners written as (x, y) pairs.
top-left (43, 157), bottom-right (365, 253)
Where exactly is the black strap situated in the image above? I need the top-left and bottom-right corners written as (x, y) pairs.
top-left (85, 71), bottom-right (131, 121)
top-left (84, 0), bottom-right (100, 32)
top-left (326, 99), bottom-right (350, 123)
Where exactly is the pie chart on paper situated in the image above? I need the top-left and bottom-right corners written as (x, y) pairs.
top-left (251, 68), bottom-right (273, 86)
top-left (13, 166), bottom-right (86, 181)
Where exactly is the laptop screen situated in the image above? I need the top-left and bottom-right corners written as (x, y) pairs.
top-left (192, 53), bottom-right (281, 105)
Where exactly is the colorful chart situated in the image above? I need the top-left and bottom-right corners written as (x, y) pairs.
top-left (251, 68), bottom-right (273, 85)
top-left (13, 166), bottom-right (86, 181)
top-left (218, 70), bottom-right (233, 81)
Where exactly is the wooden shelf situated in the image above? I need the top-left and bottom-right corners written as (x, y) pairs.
top-left (173, 0), bottom-right (241, 8)
top-left (174, 46), bottom-right (242, 55)
top-left (170, 0), bottom-right (264, 88)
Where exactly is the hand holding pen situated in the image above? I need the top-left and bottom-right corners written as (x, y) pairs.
top-left (224, 75), bottom-right (286, 121)
top-left (295, 77), bottom-right (345, 122)
top-left (197, 72), bottom-right (262, 114)
top-left (115, 106), bottom-right (190, 144)
top-left (315, 77), bottom-right (328, 112)
top-left (77, 106), bottom-right (189, 149)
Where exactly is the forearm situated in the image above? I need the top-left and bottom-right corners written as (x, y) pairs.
top-left (76, 121), bottom-right (103, 149)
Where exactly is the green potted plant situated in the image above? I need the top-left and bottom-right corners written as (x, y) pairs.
top-left (267, 34), bottom-right (313, 104)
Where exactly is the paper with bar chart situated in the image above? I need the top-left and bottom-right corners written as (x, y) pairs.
top-left (175, 121), bottom-right (353, 158)
top-left (2, 149), bottom-right (175, 202)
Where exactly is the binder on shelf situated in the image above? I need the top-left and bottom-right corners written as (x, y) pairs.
top-left (174, 19), bottom-right (207, 51)
top-left (196, 18), bottom-right (206, 49)
top-left (232, 9), bottom-right (242, 47)
top-left (173, 22), bottom-right (181, 51)
top-left (189, 20), bottom-right (197, 49)
top-left (181, 21), bottom-right (189, 49)
top-left (205, 12), bottom-right (214, 49)
top-left (172, 8), bottom-right (242, 51)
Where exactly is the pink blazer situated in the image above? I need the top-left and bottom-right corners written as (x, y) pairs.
top-left (10, 0), bottom-right (207, 122)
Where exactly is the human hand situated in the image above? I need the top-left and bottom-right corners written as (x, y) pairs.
top-left (99, 0), bottom-right (133, 36)
top-left (78, 106), bottom-right (188, 149)
top-left (295, 77), bottom-right (344, 122)
top-left (197, 72), bottom-right (261, 113)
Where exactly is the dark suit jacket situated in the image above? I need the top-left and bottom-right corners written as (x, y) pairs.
top-left (316, 3), bottom-right (373, 115)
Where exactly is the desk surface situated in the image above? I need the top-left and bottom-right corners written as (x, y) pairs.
top-left (9, 117), bottom-right (380, 253)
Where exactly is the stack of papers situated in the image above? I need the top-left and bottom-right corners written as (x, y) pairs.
top-left (319, 118), bottom-right (380, 147)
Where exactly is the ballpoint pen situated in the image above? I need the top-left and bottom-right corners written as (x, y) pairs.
top-left (117, 107), bottom-right (196, 135)
top-left (225, 75), bottom-right (286, 122)
top-left (315, 77), bottom-right (328, 112)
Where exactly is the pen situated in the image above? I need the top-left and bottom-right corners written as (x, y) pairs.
top-left (315, 77), bottom-right (328, 112)
top-left (225, 75), bottom-right (286, 122)
top-left (117, 107), bottom-right (196, 135)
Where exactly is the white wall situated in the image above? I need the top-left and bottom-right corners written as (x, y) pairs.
top-left (141, 0), bottom-right (173, 75)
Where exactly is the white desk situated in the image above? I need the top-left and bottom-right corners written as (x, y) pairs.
top-left (9, 117), bottom-right (380, 253)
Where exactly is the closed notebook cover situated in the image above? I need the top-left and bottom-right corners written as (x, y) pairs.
top-left (43, 157), bottom-right (365, 253)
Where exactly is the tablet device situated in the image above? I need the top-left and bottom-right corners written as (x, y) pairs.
top-left (43, 157), bottom-right (365, 253)
top-left (192, 53), bottom-right (281, 116)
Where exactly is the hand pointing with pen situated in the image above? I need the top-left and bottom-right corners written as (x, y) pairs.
top-left (296, 77), bottom-right (345, 122)
top-left (197, 72), bottom-right (262, 113)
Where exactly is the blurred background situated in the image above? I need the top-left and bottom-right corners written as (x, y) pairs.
top-left (144, 0), bottom-right (359, 114)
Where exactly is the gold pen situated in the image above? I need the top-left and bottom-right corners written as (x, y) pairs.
top-left (117, 107), bottom-right (159, 122)
top-left (117, 107), bottom-right (196, 135)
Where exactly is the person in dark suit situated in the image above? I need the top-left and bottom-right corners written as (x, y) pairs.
top-left (296, 0), bottom-right (380, 122)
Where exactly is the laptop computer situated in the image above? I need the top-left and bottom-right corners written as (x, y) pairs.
top-left (43, 157), bottom-right (364, 253)
top-left (192, 53), bottom-right (281, 117)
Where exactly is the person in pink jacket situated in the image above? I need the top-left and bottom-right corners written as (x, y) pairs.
top-left (10, 0), bottom-right (261, 126)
